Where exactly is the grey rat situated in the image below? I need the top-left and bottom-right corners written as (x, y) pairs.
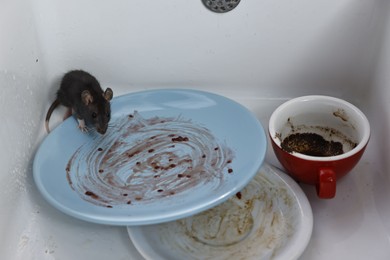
top-left (45, 70), bottom-right (113, 134)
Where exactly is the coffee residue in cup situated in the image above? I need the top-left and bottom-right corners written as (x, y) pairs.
top-left (281, 133), bottom-right (344, 157)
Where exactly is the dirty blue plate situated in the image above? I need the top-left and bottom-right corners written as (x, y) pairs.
top-left (33, 89), bottom-right (267, 225)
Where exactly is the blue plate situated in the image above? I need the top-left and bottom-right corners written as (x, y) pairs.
top-left (33, 89), bottom-right (267, 225)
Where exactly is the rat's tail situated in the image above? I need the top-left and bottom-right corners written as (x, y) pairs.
top-left (45, 99), bottom-right (60, 133)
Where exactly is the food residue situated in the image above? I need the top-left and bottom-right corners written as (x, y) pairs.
top-left (66, 111), bottom-right (234, 207)
top-left (281, 132), bottom-right (345, 157)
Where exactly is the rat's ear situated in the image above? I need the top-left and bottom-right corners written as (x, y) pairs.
top-left (81, 90), bottom-right (93, 105)
top-left (103, 88), bottom-right (113, 101)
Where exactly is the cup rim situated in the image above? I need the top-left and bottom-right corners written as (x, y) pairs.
top-left (268, 95), bottom-right (370, 161)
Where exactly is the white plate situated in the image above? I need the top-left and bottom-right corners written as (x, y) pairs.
top-left (128, 163), bottom-right (313, 260)
top-left (33, 89), bottom-right (267, 225)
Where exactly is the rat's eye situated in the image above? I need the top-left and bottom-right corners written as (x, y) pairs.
top-left (106, 112), bottom-right (110, 118)
top-left (92, 112), bottom-right (97, 118)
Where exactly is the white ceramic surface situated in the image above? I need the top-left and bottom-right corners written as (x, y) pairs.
top-left (128, 163), bottom-right (313, 260)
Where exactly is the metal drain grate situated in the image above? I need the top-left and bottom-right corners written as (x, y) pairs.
top-left (202, 0), bottom-right (241, 13)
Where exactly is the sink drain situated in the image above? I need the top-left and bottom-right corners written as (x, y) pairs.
top-left (202, 0), bottom-right (241, 13)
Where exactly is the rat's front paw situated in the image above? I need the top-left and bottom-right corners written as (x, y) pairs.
top-left (77, 118), bottom-right (89, 133)
top-left (78, 125), bottom-right (89, 132)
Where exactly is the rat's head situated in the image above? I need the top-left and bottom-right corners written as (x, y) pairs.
top-left (81, 88), bottom-right (113, 134)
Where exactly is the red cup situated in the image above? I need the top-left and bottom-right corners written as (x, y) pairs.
top-left (268, 96), bottom-right (370, 199)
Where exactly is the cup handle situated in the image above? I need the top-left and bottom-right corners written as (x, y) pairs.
top-left (316, 168), bottom-right (336, 199)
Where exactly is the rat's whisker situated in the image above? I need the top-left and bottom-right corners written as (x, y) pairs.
top-left (107, 124), bottom-right (120, 130)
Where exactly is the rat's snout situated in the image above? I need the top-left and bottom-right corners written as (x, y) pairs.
top-left (94, 114), bottom-right (110, 135)
top-left (96, 124), bottom-right (108, 135)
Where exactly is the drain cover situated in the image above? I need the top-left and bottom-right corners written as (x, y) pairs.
top-left (202, 0), bottom-right (241, 13)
